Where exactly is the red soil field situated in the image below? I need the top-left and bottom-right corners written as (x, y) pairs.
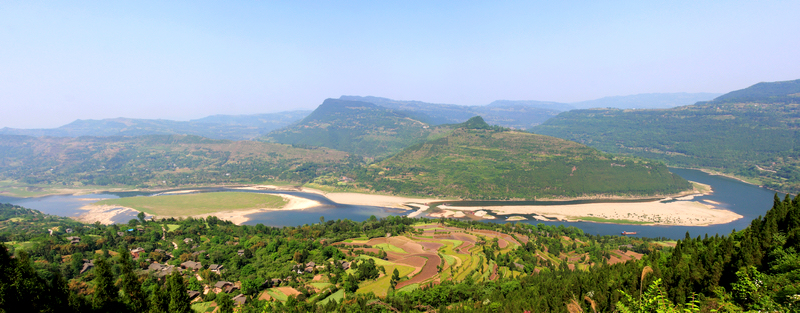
top-left (275, 286), bottom-right (301, 297)
top-left (395, 253), bottom-right (442, 289)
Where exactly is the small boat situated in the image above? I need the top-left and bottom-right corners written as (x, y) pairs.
top-left (621, 231), bottom-right (637, 235)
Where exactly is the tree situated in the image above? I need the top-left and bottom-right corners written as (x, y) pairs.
top-left (93, 256), bottom-right (120, 311)
top-left (149, 284), bottom-right (169, 313)
top-left (138, 211), bottom-right (146, 224)
top-left (216, 292), bottom-right (234, 313)
top-left (390, 268), bottom-right (400, 290)
top-left (119, 247), bottom-right (147, 313)
top-left (167, 271), bottom-right (192, 313)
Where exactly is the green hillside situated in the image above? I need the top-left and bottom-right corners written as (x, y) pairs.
top-left (264, 99), bottom-right (450, 158)
top-left (354, 117), bottom-right (691, 199)
top-left (0, 134), bottom-right (353, 189)
top-left (532, 78), bottom-right (800, 193)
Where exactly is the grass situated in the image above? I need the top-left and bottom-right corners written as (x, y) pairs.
top-left (356, 263), bottom-right (416, 297)
top-left (318, 289), bottom-right (345, 306)
top-left (374, 243), bottom-right (406, 253)
top-left (3, 241), bottom-right (34, 250)
top-left (310, 282), bottom-right (331, 290)
top-left (190, 301), bottom-right (215, 313)
top-left (94, 192), bottom-right (287, 216)
top-left (265, 288), bottom-right (288, 302)
top-left (166, 224), bottom-right (180, 231)
top-left (577, 216), bottom-right (653, 225)
top-left (396, 283), bottom-right (420, 293)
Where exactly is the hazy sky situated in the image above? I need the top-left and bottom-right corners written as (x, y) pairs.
top-left (2, 1), bottom-right (799, 128)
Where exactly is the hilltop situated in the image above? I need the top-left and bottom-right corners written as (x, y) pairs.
top-left (352, 116), bottom-right (691, 199)
top-left (264, 99), bottom-right (451, 158)
top-left (533, 78), bottom-right (800, 192)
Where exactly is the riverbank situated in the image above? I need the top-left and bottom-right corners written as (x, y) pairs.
top-left (438, 198), bottom-right (743, 226)
top-left (75, 193), bottom-right (321, 225)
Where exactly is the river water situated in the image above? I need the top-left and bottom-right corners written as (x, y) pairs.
top-left (0, 168), bottom-right (785, 240)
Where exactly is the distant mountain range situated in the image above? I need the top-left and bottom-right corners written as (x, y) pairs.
top-left (0, 93), bottom-right (719, 140)
top-left (533, 78), bottom-right (800, 193)
top-left (0, 111), bottom-right (310, 141)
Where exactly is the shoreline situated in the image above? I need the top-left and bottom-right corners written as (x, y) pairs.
top-left (75, 193), bottom-right (322, 225)
top-left (436, 198), bottom-right (743, 226)
top-left (38, 178), bottom-right (744, 228)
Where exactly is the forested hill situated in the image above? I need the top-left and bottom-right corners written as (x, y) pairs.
top-left (0, 134), bottom-right (354, 188)
top-left (353, 116), bottom-right (691, 199)
top-left (533, 78), bottom-right (800, 193)
top-left (263, 99), bottom-right (452, 158)
top-left (707, 78), bottom-right (800, 104)
top-left (0, 111), bottom-right (310, 141)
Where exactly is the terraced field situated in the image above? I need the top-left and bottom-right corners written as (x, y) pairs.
top-left (257, 222), bottom-right (626, 304)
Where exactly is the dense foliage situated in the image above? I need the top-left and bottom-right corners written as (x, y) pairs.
top-left (0, 134), bottom-right (357, 188)
top-left (534, 79), bottom-right (800, 193)
top-left (351, 117), bottom-right (691, 199)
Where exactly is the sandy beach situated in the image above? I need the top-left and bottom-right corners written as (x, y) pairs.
top-left (324, 192), bottom-right (451, 209)
top-left (75, 205), bottom-right (142, 225)
top-left (76, 193), bottom-right (322, 225)
top-left (438, 199), bottom-right (742, 226)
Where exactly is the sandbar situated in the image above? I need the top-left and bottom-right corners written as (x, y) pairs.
top-left (438, 200), bottom-right (742, 226)
top-left (74, 205), bottom-right (142, 225)
top-left (324, 193), bottom-right (451, 209)
top-left (78, 193), bottom-right (321, 225)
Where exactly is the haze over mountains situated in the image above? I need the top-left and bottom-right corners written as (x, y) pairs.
top-left (0, 92), bottom-right (719, 140)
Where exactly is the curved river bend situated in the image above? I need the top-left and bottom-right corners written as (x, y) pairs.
top-left (0, 168), bottom-right (784, 240)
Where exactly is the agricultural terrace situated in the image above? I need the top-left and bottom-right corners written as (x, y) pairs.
top-left (322, 222), bottom-right (638, 298)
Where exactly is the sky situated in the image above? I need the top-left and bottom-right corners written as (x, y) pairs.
top-left (1, 1), bottom-right (799, 128)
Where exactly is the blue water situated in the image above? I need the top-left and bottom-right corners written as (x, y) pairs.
top-left (483, 168), bottom-right (783, 239)
top-left (0, 169), bottom-right (785, 239)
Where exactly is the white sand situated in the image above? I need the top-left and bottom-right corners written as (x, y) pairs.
top-left (439, 200), bottom-right (742, 226)
top-left (324, 193), bottom-right (450, 209)
top-left (405, 203), bottom-right (430, 218)
top-left (428, 210), bottom-right (466, 218)
top-left (74, 205), bottom-right (142, 225)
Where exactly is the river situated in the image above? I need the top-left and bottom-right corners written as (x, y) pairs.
top-left (0, 168), bottom-right (784, 240)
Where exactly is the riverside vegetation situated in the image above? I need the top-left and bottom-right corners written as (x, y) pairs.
top-left (2, 192), bottom-right (800, 312)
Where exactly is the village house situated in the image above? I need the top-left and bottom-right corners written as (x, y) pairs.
top-left (213, 281), bottom-right (234, 293)
top-left (79, 260), bottom-right (94, 274)
top-left (186, 290), bottom-right (200, 300)
top-left (237, 249), bottom-right (245, 257)
top-left (130, 247), bottom-right (145, 259)
top-left (233, 294), bottom-right (246, 306)
top-left (181, 261), bottom-right (202, 271)
top-left (66, 236), bottom-right (80, 244)
top-left (209, 264), bottom-right (223, 274)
